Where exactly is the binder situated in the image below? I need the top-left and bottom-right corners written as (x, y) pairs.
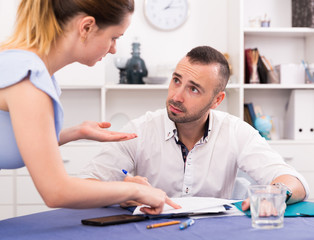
top-left (284, 90), bottom-right (314, 140)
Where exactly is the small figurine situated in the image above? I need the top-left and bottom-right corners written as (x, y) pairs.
top-left (125, 42), bottom-right (148, 84)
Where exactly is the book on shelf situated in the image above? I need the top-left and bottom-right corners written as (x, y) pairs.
top-left (245, 48), bottom-right (260, 84)
top-left (257, 55), bottom-right (268, 84)
top-left (244, 48), bottom-right (273, 84)
top-left (244, 102), bottom-right (256, 127)
top-left (243, 104), bottom-right (253, 127)
top-left (244, 49), bottom-right (253, 84)
top-left (261, 56), bottom-right (279, 84)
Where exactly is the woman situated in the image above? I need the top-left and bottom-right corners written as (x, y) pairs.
top-left (0, 0), bottom-right (178, 214)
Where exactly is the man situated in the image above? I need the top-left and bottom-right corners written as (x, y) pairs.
top-left (80, 46), bottom-right (309, 209)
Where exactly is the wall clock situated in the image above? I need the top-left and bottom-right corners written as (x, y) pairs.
top-left (144, 0), bottom-right (189, 31)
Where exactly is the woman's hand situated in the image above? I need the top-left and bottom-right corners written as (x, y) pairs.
top-left (122, 175), bottom-right (181, 214)
top-left (120, 175), bottom-right (152, 208)
top-left (140, 195), bottom-right (182, 215)
top-left (59, 121), bottom-right (137, 145)
top-left (78, 121), bottom-right (137, 141)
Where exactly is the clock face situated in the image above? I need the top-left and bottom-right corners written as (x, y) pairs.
top-left (144, 0), bottom-right (189, 31)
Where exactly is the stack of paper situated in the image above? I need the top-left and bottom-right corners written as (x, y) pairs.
top-left (133, 197), bottom-right (244, 217)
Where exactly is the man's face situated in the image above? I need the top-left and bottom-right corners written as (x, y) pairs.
top-left (166, 57), bottom-right (224, 123)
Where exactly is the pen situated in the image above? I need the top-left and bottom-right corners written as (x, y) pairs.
top-left (146, 220), bottom-right (181, 229)
top-left (179, 219), bottom-right (195, 230)
top-left (122, 169), bottom-right (130, 176)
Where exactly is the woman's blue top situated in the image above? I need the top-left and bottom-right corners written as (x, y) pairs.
top-left (0, 50), bottom-right (63, 169)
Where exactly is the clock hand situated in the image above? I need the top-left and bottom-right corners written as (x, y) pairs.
top-left (164, 6), bottom-right (182, 10)
top-left (164, 0), bottom-right (174, 10)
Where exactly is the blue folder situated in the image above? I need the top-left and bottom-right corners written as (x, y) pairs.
top-left (233, 201), bottom-right (314, 217)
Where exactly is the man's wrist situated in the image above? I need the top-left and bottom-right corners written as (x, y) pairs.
top-left (272, 182), bottom-right (292, 203)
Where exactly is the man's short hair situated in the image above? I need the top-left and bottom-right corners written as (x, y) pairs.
top-left (186, 46), bottom-right (230, 94)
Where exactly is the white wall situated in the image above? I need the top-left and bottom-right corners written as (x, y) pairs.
top-left (0, 0), bottom-right (229, 84)
top-left (243, 0), bottom-right (292, 28)
top-left (0, 0), bottom-right (19, 41)
top-left (104, 0), bottom-right (229, 83)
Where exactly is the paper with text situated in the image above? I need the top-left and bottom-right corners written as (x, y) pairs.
top-left (133, 197), bottom-right (238, 215)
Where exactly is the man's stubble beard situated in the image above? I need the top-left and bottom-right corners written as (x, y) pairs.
top-left (166, 98), bottom-right (214, 124)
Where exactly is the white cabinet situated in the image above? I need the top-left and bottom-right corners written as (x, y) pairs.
top-left (60, 143), bottom-right (102, 175)
top-left (0, 174), bottom-right (14, 204)
top-left (16, 176), bottom-right (43, 204)
top-left (0, 143), bottom-right (102, 220)
top-left (0, 206), bottom-right (14, 220)
top-left (270, 141), bottom-right (314, 201)
top-left (0, 170), bottom-right (15, 220)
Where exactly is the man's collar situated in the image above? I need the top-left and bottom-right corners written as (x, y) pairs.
top-left (164, 110), bottom-right (212, 142)
top-left (201, 114), bottom-right (211, 143)
top-left (164, 113), bottom-right (177, 141)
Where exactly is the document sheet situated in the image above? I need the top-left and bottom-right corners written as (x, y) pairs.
top-left (133, 197), bottom-right (238, 215)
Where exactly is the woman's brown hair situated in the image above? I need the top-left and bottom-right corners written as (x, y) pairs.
top-left (1, 0), bottom-right (134, 55)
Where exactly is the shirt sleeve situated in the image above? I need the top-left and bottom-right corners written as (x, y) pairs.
top-left (78, 122), bottom-right (139, 181)
top-left (235, 120), bottom-right (310, 199)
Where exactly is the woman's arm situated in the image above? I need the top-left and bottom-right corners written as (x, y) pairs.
top-left (6, 79), bottom-right (178, 214)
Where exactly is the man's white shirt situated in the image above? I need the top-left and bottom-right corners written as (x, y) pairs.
top-left (80, 108), bottom-right (310, 199)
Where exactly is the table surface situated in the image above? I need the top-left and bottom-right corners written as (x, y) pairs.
top-left (1, 205), bottom-right (314, 240)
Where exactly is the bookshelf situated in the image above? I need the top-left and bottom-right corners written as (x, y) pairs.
top-left (237, 0), bottom-right (314, 200)
top-left (230, 0), bottom-right (314, 142)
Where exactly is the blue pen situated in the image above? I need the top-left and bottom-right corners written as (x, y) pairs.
top-left (122, 169), bottom-right (130, 176)
top-left (179, 219), bottom-right (195, 230)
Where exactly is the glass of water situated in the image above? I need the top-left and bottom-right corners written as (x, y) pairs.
top-left (248, 185), bottom-right (287, 229)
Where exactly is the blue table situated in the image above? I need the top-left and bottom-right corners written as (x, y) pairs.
top-left (1, 205), bottom-right (314, 240)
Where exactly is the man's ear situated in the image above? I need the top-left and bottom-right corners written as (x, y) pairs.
top-left (79, 16), bottom-right (96, 40)
top-left (210, 91), bottom-right (225, 109)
